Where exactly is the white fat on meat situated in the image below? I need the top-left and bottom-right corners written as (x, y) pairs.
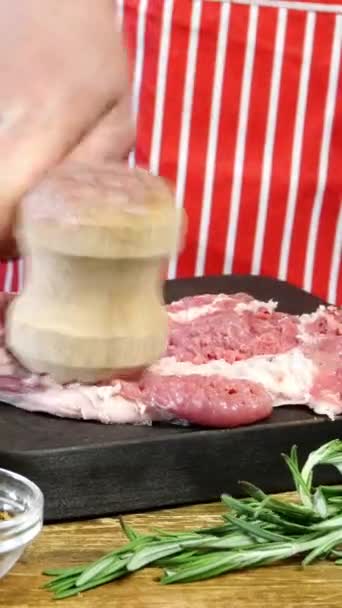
top-left (298, 305), bottom-right (341, 343)
top-left (309, 395), bottom-right (341, 420)
top-left (234, 299), bottom-right (278, 314)
top-left (151, 348), bottom-right (315, 406)
top-left (0, 384), bottom-right (150, 425)
top-left (167, 294), bottom-right (277, 323)
top-left (167, 294), bottom-right (231, 323)
top-left (300, 306), bottom-right (327, 325)
top-left (297, 306), bottom-right (327, 343)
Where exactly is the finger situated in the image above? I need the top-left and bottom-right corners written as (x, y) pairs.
top-left (0, 203), bottom-right (18, 260)
top-left (69, 95), bottom-right (135, 164)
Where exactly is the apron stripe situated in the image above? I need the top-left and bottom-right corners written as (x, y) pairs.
top-left (4, 262), bottom-right (13, 293)
top-left (223, 4), bottom-right (259, 274)
top-left (195, 1), bottom-right (231, 277)
top-left (327, 205), bottom-right (342, 304)
top-left (278, 11), bottom-right (316, 281)
top-left (132, 2), bottom-right (162, 169)
top-left (222, 0), bottom-right (342, 13)
top-left (158, 1), bottom-right (194, 184)
top-left (159, 2), bottom-right (194, 276)
top-left (168, 1), bottom-right (203, 279)
top-left (12, 260), bottom-right (19, 293)
top-left (336, 213), bottom-right (342, 306)
top-left (322, 203), bottom-right (342, 302)
top-left (129, 0), bottom-right (149, 168)
top-left (260, 11), bottom-right (307, 280)
top-left (233, 7), bottom-right (279, 276)
top-left (0, 264), bottom-right (6, 291)
top-left (18, 259), bottom-right (24, 292)
top-left (149, 0), bottom-right (174, 175)
top-left (177, 1), bottom-right (223, 278)
top-left (287, 12), bottom-right (336, 292)
top-left (204, 4), bottom-right (250, 276)
top-left (252, 8), bottom-right (288, 275)
top-left (304, 13), bottom-right (342, 292)
top-left (132, 0), bottom-right (149, 126)
top-left (312, 118), bottom-right (342, 300)
top-left (116, 0), bottom-right (125, 28)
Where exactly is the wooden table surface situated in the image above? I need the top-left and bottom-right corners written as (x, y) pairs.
top-left (1, 497), bottom-right (342, 608)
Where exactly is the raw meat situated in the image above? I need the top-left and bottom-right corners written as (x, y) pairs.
top-left (167, 293), bottom-right (298, 364)
top-left (298, 306), bottom-right (342, 418)
top-left (0, 292), bottom-right (340, 428)
top-left (119, 373), bottom-right (273, 427)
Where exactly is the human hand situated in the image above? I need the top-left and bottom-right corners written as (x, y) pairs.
top-left (0, 0), bottom-right (133, 258)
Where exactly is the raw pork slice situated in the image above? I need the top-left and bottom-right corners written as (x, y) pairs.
top-left (167, 293), bottom-right (298, 363)
top-left (0, 292), bottom-right (341, 428)
top-left (298, 306), bottom-right (342, 418)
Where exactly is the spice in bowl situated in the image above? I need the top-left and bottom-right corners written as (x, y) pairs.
top-left (0, 468), bottom-right (43, 579)
top-left (0, 512), bottom-right (13, 521)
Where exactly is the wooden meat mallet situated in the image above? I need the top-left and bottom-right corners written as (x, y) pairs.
top-left (5, 162), bottom-right (183, 383)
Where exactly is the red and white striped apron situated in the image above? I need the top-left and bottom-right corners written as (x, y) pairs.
top-left (1, 0), bottom-right (341, 304)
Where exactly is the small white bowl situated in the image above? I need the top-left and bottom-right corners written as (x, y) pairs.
top-left (0, 468), bottom-right (43, 579)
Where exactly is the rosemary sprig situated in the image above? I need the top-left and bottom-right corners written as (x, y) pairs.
top-left (43, 439), bottom-right (342, 600)
top-left (161, 529), bottom-right (342, 584)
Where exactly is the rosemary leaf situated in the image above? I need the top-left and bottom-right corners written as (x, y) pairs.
top-left (302, 531), bottom-right (342, 566)
top-left (156, 551), bottom-right (198, 567)
top-left (54, 569), bottom-right (128, 600)
top-left (75, 556), bottom-right (116, 587)
top-left (331, 550), bottom-right (342, 558)
top-left (250, 510), bottom-right (309, 535)
top-left (319, 485), bottom-right (342, 498)
top-left (311, 514), bottom-right (342, 531)
top-left (127, 541), bottom-right (184, 571)
top-left (127, 535), bottom-right (216, 571)
top-left (45, 577), bottom-right (78, 593)
top-left (327, 498), bottom-right (342, 506)
top-left (161, 541), bottom-right (301, 585)
top-left (301, 440), bottom-right (342, 492)
top-left (119, 517), bottom-right (140, 541)
top-left (282, 447), bottom-right (312, 509)
top-left (221, 494), bottom-right (257, 517)
top-left (43, 574), bottom-right (79, 590)
top-left (50, 581), bottom-right (78, 597)
top-left (223, 513), bottom-right (289, 543)
top-left (312, 488), bottom-right (330, 519)
top-left (197, 532), bottom-right (254, 550)
top-left (42, 565), bottom-right (85, 577)
top-left (196, 523), bottom-right (237, 536)
top-left (239, 481), bottom-right (267, 502)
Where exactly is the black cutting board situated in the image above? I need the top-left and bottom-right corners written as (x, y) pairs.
top-left (0, 275), bottom-right (341, 523)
